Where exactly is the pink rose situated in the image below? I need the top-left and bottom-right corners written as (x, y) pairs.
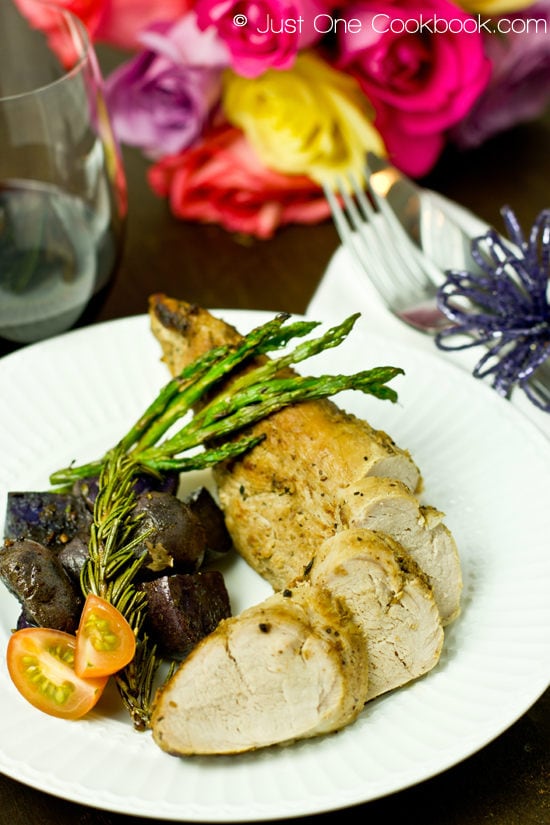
top-left (337, 0), bottom-right (491, 176)
top-left (97, 0), bottom-right (192, 50)
top-left (148, 125), bottom-right (331, 238)
top-left (194, 0), bottom-right (331, 78)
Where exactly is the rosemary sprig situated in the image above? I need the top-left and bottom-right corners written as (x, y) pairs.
top-left (50, 313), bottom-right (403, 487)
top-left (80, 448), bottom-right (169, 730)
top-left (114, 636), bottom-right (176, 731)
top-left (81, 449), bottom-right (145, 615)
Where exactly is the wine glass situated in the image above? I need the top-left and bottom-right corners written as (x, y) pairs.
top-left (0, 0), bottom-right (126, 350)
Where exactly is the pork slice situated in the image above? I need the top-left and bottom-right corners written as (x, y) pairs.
top-left (306, 528), bottom-right (444, 701)
top-left (338, 477), bottom-right (462, 624)
top-left (150, 582), bottom-right (369, 755)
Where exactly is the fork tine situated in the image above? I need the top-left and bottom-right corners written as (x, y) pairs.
top-left (324, 164), bottom-right (450, 308)
top-left (326, 174), bottom-right (433, 310)
top-left (323, 181), bottom-right (399, 309)
top-left (347, 172), bottom-right (431, 298)
top-left (365, 171), bottom-right (444, 289)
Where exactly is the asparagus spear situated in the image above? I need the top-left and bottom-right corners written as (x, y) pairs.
top-left (50, 313), bottom-right (403, 487)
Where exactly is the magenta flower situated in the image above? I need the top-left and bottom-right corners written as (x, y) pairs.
top-left (194, 0), bottom-right (331, 78)
top-left (337, 0), bottom-right (491, 177)
top-left (452, 1), bottom-right (550, 149)
top-left (104, 13), bottom-right (229, 158)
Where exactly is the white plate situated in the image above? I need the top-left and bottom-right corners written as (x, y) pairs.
top-left (0, 311), bottom-right (549, 822)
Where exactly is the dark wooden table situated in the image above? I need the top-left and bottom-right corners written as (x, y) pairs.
top-left (0, 49), bottom-right (548, 823)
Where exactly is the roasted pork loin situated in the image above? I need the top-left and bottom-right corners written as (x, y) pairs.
top-left (149, 295), bottom-right (460, 609)
top-left (149, 296), bottom-right (423, 587)
top-left (148, 295), bottom-right (462, 755)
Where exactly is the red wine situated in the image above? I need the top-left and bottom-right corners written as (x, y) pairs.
top-left (0, 179), bottom-right (121, 345)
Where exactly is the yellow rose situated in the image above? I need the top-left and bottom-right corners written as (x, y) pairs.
top-left (457, 0), bottom-right (534, 13)
top-left (222, 51), bottom-right (385, 186)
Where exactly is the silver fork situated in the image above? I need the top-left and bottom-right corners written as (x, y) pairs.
top-left (323, 169), bottom-right (450, 335)
top-left (322, 164), bottom-right (550, 410)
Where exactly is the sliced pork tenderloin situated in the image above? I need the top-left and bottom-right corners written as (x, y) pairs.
top-left (214, 394), bottom-right (423, 591)
top-left (337, 477), bottom-right (462, 624)
top-left (305, 528), bottom-right (444, 701)
top-left (150, 582), bottom-right (370, 755)
top-left (149, 295), bottom-right (421, 591)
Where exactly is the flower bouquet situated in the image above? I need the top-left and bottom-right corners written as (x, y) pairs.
top-left (21, 0), bottom-right (550, 238)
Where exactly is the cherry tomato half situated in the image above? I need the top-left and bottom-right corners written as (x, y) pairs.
top-left (74, 593), bottom-right (136, 679)
top-left (7, 628), bottom-right (108, 720)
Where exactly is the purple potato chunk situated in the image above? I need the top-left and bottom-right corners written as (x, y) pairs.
top-left (185, 487), bottom-right (232, 559)
top-left (57, 532), bottom-right (89, 582)
top-left (4, 491), bottom-right (92, 550)
top-left (132, 491), bottom-right (208, 576)
top-left (0, 539), bottom-right (83, 633)
top-left (142, 571), bottom-right (231, 659)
